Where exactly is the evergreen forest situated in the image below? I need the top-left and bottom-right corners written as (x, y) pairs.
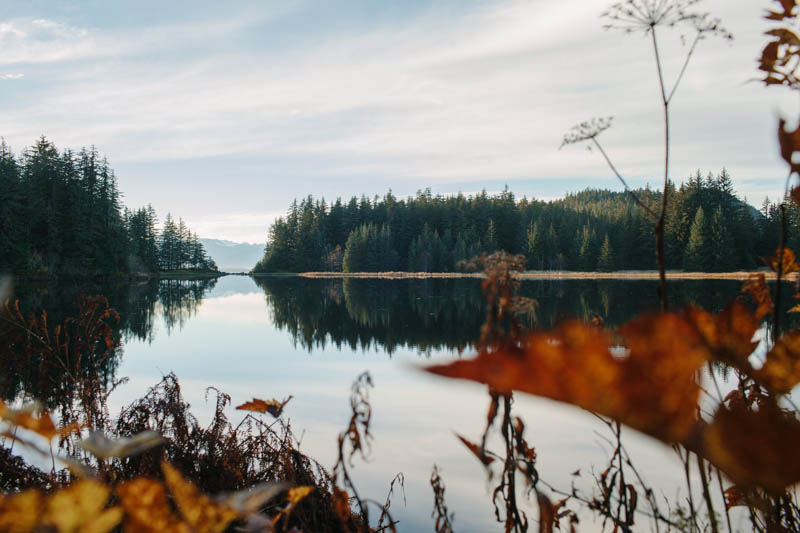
top-left (254, 169), bottom-right (792, 273)
top-left (0, 137), bottom-right (217, 276)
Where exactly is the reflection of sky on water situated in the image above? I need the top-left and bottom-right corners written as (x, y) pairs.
top-left (110, 276), bottom-right (754, 532)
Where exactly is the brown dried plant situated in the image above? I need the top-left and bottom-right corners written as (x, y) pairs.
top-left (562, 0), bottom-right (731, 311)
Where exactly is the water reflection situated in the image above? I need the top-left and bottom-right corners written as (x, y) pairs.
top-left (255, 277), bottom-right (758, 354)
top-left (9, 277), bottom-right (218, 344)
top-left (2, 277), bottom-right (218, 406)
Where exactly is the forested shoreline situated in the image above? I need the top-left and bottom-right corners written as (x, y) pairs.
top-left (254, 169), bottom-right (795, 274)
top-left (0, 137), bottom-right (217, 277)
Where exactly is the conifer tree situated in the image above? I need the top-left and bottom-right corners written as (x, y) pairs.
top-left (683, 207), bottom-right (707, 271)
top-left (597, 234), bottom-right (616, 272)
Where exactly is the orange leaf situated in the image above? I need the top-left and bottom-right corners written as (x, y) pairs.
top-left (758, 331), bottom-right (800, 393)
top-left (779, 119), bottom-right (800, 176)
top-left (723, 486), bottom-right (747, 509)
top-left (698, 401), bottom-right (800, 494)
top-left (765, 246), bottom-right (800, 274)
top-left (742, 273), bottom-right (773, 320)
top-left (236, 396), bottom-right (293, 418)
top-left (428, 314), bottom-right (708, 443)
top-left (455, 434), bottom-right (494, 466)
top-left (684, 303), bottom-right (759, 374)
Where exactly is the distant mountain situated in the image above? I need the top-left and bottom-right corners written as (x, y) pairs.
top-left (199, 239), bottom-right (264, 273)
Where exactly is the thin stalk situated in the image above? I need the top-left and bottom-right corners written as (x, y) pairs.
top-left (651, 26), bottom-right (670, 310)
top-left (667, 32), bottom-right (703, 104)
top-left (592, 138), bottom-right (657, 219)
top-left (716, 468), bottom-right (733, 533)
top-left (775, 203), bottom-right (787, 344)
top-left (681, 448), bottom-right (698, 532)
top-left (697, 455), bottom-right (719, 533)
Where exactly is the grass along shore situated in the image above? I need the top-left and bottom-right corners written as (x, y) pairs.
top-left (286, 270), bottom-right (794, 281)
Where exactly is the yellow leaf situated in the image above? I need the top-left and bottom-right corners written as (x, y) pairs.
top-left (161, 461), bottom-right (239, 533)
top-left (79, 507), bottom-right (123, 533)
top-left (0, 489), bottom-right (43, 532)
top-left (42, 480), bottom-right (116, 532)
top-left (117, 478), bottom-right (188, 533)
top-left (0, 400), bottom-right (59, 440)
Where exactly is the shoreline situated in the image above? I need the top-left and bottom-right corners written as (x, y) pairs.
top-left (272, 270), bottom-right (796, 281)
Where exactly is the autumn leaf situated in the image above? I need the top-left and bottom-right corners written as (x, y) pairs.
top-left (0, 490), bottom-right (43, 532)
top-left (428, 314), bottom-right (709, 443)
top-left (765, 246), bottom-right (800, 274)
top-left (455, 433), bottom-right (494, 466)
top-left (742, 273), bottom-right (773, 320)
top-left (683, 303), bottom-right (759, 374)
top-left (272, 486), bottom-right (314, 526)
top-left (723, 486), bottom-right (747, 509)
top-left (332, 487), bottom-right (352, 523)
top-left (758, 331), bottom-right (800, 393)
top-left (236, 396), bottom-right (293, 418)
top-left (0, 482), bottom-right (121, 533)
top-left (117, 478), bottom-right (189, 533)
top-left (0, 400), bottom-right (60, 440)
top-left (77, 430), bottom-right (164, 460)
top-left (697, 400), bottom-right (800, 494)
top-left (161, 461), bottom-right (239, 533)
top-left (41, 480), bottom-right (121, 533)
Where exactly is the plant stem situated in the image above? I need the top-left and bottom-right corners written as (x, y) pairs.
top-left (716, 467), bottom-right (733, 533)
top-left (651, 26), bottom-right (670, 311)
top-left (697, 454), bottom-right (719, 533)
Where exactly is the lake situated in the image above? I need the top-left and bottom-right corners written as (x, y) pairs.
top-left (5, 275), bottom-right (766, 531)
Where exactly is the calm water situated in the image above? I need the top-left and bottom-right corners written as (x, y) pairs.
top-left (6, 275), bottom-right (764, 531)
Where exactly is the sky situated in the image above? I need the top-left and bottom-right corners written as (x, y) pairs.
top-left (0, 0), bottom-right (796, 244)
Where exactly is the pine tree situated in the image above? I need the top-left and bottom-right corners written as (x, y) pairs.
top-left (709, 205), bottom-right (734, 272)
top-left (683, 207), bottom-right (708, 271)
top-left (597, 234), bottom-right (616, 272)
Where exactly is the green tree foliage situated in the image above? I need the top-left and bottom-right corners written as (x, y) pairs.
top-left (0, 138), bottom-right (215, 276)
top-left (597, 234), bottom-right (616, 272)
top-left (254, 169), bottom-right (777, 273)
top-left (684, 207), bottom-right (708, 271)
top-left (342, 223), bottom-right (397, 272)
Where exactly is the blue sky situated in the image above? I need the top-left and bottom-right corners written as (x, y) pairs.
top-left (0, 1), bottom-right (795, 243)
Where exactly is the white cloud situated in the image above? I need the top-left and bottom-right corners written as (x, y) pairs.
top-left (181, 212), bottom-right (280, 245)
top-left (0, 1), bottom-right (791, 221)
top-left (0, 73), bottom-right (24, 80)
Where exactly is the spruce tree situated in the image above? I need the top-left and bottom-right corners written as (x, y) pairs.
top-left (683, 207), bottom-right (707, 271)
top-left (597, 234), bottom-right (616, 272)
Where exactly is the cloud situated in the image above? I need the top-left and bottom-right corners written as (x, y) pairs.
top-left (181, 212), bottom-right (280, 245)
top-left (0, 0), bottom-right (791, 224)
top-left (0, 73), bottom-right (24, 80)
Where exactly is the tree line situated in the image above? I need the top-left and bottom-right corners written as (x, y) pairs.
top-left (254, 169), bottom-right (791, 273)
top-left (0, 137), bottom-right (216, 276)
